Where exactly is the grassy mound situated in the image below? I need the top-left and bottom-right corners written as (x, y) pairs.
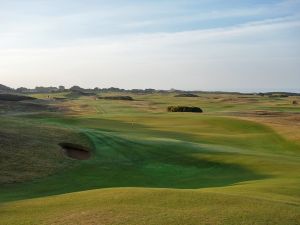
top-left (1, 188), bottom-right (299, 225)
top-left (0, 117), bottom-right (91, 184)
top-left (0, 99), bottom-right (62, 115)
top-left (0, 93), bottom-right (36, 101)
top-left (167, 106), bottom-right (203, 113)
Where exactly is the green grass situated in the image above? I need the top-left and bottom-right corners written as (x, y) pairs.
top-left (0, 130), bottom-right (265, 202)
top-left (1, 188), bottom-right (299, 225)
top-left (0, 92), bottom-right (300, 224)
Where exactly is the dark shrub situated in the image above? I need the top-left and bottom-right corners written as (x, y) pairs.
top-left (98, 96), bottom-right (134, 101)
top-left (66, 90), bottom-right (95, 98)
top-left (279, 94), bottom-right (289, 98)
top-left (167, 106), bottom-right (203, 113)
top-left (53, 97), bottom-right (67, 101)
top-left (269, 94), bottom-right (289, 98)
top-left (292, 100), bottom-right (298, 105)
top-left (174, 93), bottom-right (199, 97)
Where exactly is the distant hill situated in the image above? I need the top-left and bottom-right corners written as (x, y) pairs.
top-left (0, 84), bottom-right (13, 92)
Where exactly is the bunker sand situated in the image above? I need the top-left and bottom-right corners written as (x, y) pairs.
top-left (59, 143), bottom-right (91, 160)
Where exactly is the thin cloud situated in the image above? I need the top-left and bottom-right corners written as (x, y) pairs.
top-left (0, 0), bottom-right (299, 91)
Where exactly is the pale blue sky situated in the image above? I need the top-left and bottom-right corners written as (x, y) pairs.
top-left (0, 0), bottom-right (300, 91)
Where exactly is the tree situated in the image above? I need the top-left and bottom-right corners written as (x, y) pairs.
top-left (59, 86), bottom-right (65, 91)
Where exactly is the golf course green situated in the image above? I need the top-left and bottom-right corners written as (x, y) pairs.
top-left (0, 92), bottom-right (300, 224)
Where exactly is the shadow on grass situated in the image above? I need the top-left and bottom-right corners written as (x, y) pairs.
top-left (0, 129), bottom-right (267, 202)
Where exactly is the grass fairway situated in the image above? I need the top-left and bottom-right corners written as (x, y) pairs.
top-left (0, 93), bottom-right (300, 224)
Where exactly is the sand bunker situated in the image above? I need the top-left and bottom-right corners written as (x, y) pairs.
top-left (59, 143), bottom-right (91, 160)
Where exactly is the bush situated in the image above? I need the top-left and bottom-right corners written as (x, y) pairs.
top-left (167, 106), bottom-right (203, 113)
top-left (174, 93), bottom-right (199, 97)
top-left (66, 90), bottom-right (95, 99)
top-left (269, 94), bottom-right (289, 98)
top-left (98, 96), bottom-right (134, 101)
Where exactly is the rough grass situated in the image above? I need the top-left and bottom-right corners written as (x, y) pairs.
top-left (0, 117), bottom-right (91, 184)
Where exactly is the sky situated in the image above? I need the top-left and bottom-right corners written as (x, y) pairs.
top-left (0, 0), bottom-right (300, 91)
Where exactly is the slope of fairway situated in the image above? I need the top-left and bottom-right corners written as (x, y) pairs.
top-left (1, 188), bottom-right (299, 225)
top-left (0, 128), bottom-right (264, 202)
